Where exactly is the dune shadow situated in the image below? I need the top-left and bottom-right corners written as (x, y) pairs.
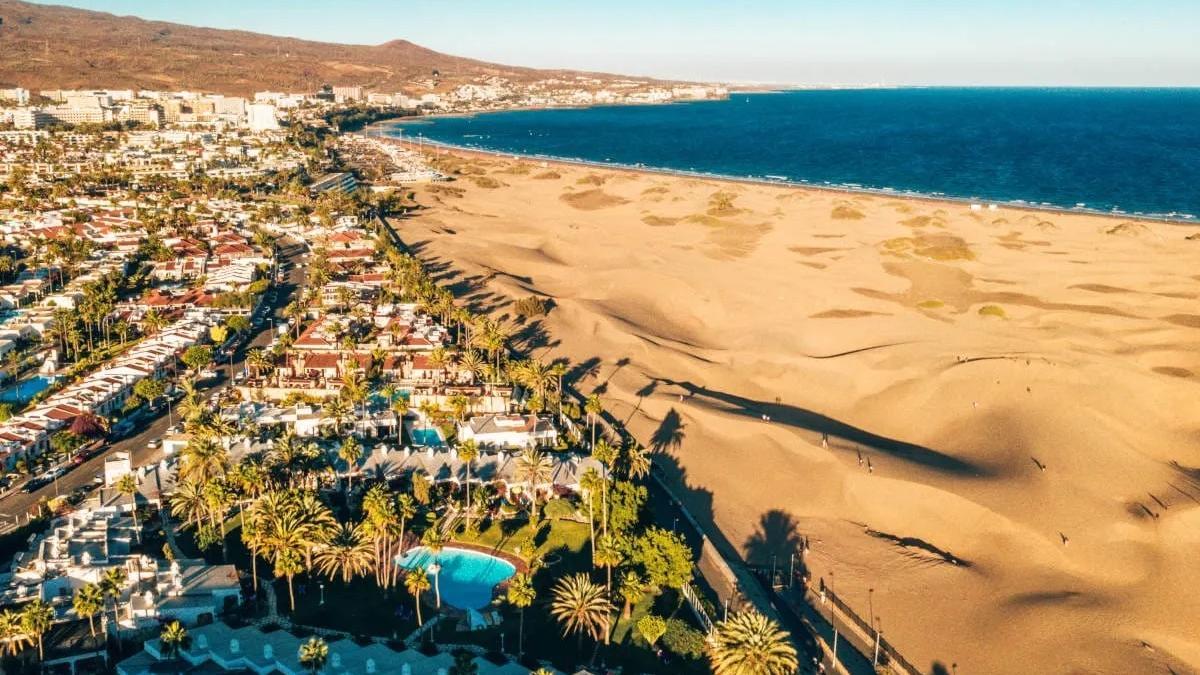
top-left (652, 377), bottom-right (985, 477)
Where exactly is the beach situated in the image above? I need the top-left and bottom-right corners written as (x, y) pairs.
top-left (393, 146), bottom-right (1200, 674)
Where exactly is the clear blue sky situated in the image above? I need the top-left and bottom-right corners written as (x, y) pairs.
top-left (34, 0), bottom-right (1200, 86)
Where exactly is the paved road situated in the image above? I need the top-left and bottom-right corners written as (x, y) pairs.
top-left (0, 240), bottom-right (307, 519)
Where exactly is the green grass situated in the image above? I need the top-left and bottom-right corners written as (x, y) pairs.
top-left (453, 517), bottom-right (591, 562)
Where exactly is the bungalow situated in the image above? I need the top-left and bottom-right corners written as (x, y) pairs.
top-left (116, 621), bottom-right (548, 675)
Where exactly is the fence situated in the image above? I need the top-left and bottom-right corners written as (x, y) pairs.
top-left (681, 582), bottom-right (714, 634)
top-left (820, 582), bottom-right (923, 675)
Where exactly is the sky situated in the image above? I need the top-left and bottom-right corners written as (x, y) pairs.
top-left (33, 0), bottom-right (1200, 86)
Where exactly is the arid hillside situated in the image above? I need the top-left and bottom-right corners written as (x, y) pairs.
top-left (0, 0), bottom-right (641, 95)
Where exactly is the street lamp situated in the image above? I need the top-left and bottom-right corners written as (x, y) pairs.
top-left (829, 570), bottom-right (839, 672)
top-left (319, 582), bottom-right (325, 606)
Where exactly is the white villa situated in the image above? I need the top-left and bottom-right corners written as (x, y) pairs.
top-left (0, 505), bottom-right (241, 629)
top-left (457, 413), bottom-right (559, 450)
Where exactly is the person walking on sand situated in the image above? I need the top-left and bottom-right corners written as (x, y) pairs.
top-left (867, 458), bottom-right (874, 474)
top-left (857, 448), bottom-right (864, 467)
top-left (821, 433), bottom-right (828, 449)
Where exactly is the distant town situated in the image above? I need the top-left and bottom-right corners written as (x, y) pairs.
top-left (0, 75), bottom-right (730, 132)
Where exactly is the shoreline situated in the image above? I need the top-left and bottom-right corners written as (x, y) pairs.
top-left (366, 126), bottom-right (1199, 228)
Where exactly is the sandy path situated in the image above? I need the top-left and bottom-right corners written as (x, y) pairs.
top-left (396, 149), bottom-right (1200, 675)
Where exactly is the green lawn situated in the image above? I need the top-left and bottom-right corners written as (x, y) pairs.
top-left (452, 516), bottom-right (591, 563)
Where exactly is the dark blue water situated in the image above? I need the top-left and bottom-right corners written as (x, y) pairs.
top-left (385, 88), bottom-right (1200, 220)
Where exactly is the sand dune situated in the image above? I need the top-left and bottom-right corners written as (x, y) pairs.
top-left (396, 150), bottom-right (1200, 675)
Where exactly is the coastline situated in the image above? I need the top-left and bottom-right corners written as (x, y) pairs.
top-left (391, 147), bottom-right (1200, 674)
top-left (367, 125), bottom-right (1198, 228)
top-left (368, 97), bottom-right (1199, 226)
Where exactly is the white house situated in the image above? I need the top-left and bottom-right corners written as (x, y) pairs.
top-left (457, 414), bottom-right (558, 450)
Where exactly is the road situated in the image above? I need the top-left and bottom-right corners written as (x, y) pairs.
top-left (0, 240), bottom-right (307, 519)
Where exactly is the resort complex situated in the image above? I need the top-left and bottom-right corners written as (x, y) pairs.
top-left (0, 64), bottom-right (793, 675)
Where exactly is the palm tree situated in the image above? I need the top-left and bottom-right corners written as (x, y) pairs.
top-left (515, 450), bottom-right (553, 512)
top-left (456, 440), bottom-right (479, 529)
top-left (322, 397), bottom-right (352, 435)
top-left (341, 370), bottom-right (368, 435)
top-left (99, 567), bottom-right (127, 633)
top-left (274, 548), bottom-right (306, 613)
top-left (624, 442), bottom-right (652, 480)
top-left (404, 567), bottom-right (431, 626)
top-left (0, 608), bottom-right (31, 657)
top-left (315, 522), bottom-right (375, 584)
top-left (617, 570), bottom-right (646, 620)
top-left (180, 435), bottom-right (230, 484)
top-left (247, 348), bottom-right (273, 379)
top-left (142, 308), bottom-right (169, 335)
top-left (594, 536), bottom-right (623, 593)
top-left (170, 478), bottom-right (209, 530)
top-left (421, 526), bottom-right (448, 608)
top-left (73, 584), bottom-right (104, 637)
top-left (707, 611), bottom-right (798, 675)
top-left (584, 394), bottom-right (603, 448)
top-left (506, 573), bottom-right (536, 658)
top-left (298, 636), bottom-right (329, 674)
top-left (21, 599), bottom-right (54, 661)
top-left (338, 436), bottom-right (363, 493)
top-left (116, 473), bottom-right (140, 542)
top-left (592, 439), bottom-right (617, 539)
top-left (160, 620), bottom-right (190, 659)
top-left (550, 574), bottom-right (614, 651)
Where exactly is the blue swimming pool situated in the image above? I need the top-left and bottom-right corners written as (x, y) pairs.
top-left (0, 375), bottom-right (54, 404)
top-left (409, 427), bottom-right (444, 447)
top-left (395, 546), bottom-right (516, 610)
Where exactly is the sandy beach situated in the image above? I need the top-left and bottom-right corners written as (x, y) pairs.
top-left (394, 147), bottom-right (1200, 674)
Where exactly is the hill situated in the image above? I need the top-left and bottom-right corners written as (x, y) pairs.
top-left (0, 0), bottom-right (644, 95)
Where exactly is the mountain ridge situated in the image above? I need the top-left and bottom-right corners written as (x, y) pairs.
top-left (0, 0), bottom-right (662, 95)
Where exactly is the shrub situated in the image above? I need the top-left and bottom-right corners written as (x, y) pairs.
top-left (662, 618), bottom-right (705, 659)
top-left (513, 295), bottom-right (548, 318)
top-left (637, 614), bottom-right (667, 647)
top-left (978, 304), bottom-right (1007, 318)
top-left (542, 498), bottom-right (576, 521)
top-left (831, 205), bottom-right (865, 220)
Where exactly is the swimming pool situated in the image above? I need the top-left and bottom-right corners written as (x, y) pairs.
top-left (0, 375), bottom-right (54, 404)
top-left (409, 427), bottom-right (444, 447)
top-left (395, 546), bottom-right (516, 610)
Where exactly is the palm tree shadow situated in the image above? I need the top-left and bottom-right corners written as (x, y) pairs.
top-left (743, 510), bottom-right (806, 568)
top-left (649, 408), bottom-right (685, 454)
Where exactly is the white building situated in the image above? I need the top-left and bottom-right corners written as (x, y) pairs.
top-left (246, 103), bottom-right (279, 131)
top-left (0, 87), bottom-right (30, 105)
top-left (457, 414), bottom-right (559, 450)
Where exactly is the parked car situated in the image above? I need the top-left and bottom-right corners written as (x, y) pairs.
top-left (22, 478), bottom-right (47, 493)
top-left (147, 438), bottom-right (161, 449)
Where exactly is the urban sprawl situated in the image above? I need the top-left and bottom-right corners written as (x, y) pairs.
top-left (0, 75), bottom-right (802, 675)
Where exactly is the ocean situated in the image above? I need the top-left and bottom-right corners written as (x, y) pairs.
top-left (382, 88), bottom-right (1200, 221)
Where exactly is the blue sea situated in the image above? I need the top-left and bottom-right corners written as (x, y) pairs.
top-left (383, 88), bottom-right (1200, 220)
